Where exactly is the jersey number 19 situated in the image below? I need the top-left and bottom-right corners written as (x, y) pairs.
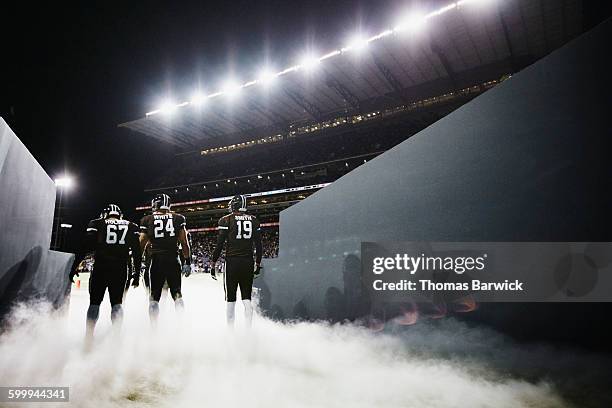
top-left (236, 220), bottom-right (252, 239)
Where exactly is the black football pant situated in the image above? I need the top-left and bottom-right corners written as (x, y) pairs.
top-left (148, 254), bottom-right (182, 302)
top-left (89, 259), bottom-right (129, 306)
top-left (143, 257), bottom-right (152, 289)
top-left (224, 257), bottom-right (254, 302)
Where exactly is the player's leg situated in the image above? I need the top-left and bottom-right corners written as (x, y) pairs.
top-left (224, 258), bottom-right (239, 326)
top-left (161, 281), bottom-right (169, 301)
top-left (237, 258), bottom-right (255, 327)
top-left (166, 257), bottom-right (184, 310)
top-left (87, 262), bottom-right (108, 339)
top-left (108, 262), bottom-right (129, 328)
top-left (143, 258), bottom-right (151, 290)
top-left (148, 255), bottom-right (165, 322)
top-left (122, 263), bottom-right (131, 304)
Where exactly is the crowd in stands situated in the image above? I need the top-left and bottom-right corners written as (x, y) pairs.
top-left (149, 117), bottom-right (431, 197)
top-left (77, 229), bottom-right (279, 274)
top-left (190, 229), bottom-right (279, 272)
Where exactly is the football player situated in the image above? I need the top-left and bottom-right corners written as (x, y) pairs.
top-left (69, 204), bottom-right (141, 340)
top-left (211, 195), bottom-right (262, 327)
top-left (139, 193), bottom-right (192, 322)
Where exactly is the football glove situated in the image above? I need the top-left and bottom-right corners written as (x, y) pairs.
top-left (254, 264), bottom-right (262, 279)
top-left (131, 273), bottom-right (140, 288)
top-left (182, 264), bottom-right (192, 277)
top-left (69, 269), bottom-right (79, 283)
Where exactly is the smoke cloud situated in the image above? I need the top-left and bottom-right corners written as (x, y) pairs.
top-left (0, 275), bottom-right (609, 407)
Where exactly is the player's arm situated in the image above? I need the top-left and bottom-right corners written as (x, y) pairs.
top-left (176, 215), bottom-right (192, 276)
top-left (178, 227), bottom-right (191, 264)
top-left (253, 219), bottom-right (263, 277)
top-left (211, 219), bottom-right (228, 264)
top-left (139, 232), bottom-right (150, 251)
top-left (129, 224), bottom-right (143, 285)
top-left (210, 218), bottom-right (229, 279)
top-left (139, 216), bottom-right (150, 253)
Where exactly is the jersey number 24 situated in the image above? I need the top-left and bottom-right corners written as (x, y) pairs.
top-left (154, 219), bottom-right (175, 238)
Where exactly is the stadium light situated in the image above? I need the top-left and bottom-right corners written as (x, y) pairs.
top-left (190, 92), bottom-right (206, 107)
top-left (394, 12), bottom-right (427, 34)
top-left (53, 175), bottom-right (74, 250)
top-left (54, 176), bottom-right (74, 189)
top-left (222, 81), bottom-right (242, 97)
top-left (343, 35), bottom-right (369, 53)
top-left (299, 54), bottom-right (320, 71)
top-left (258, 68), bottom-right (277, 86)
top-left (159, 99), bottom-right (178, 115)
top-left (457, 0), bottom-right (493, 6)
top-left (142, 0), bottom-right (496, 117)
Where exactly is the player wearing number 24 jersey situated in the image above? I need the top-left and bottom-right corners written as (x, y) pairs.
top-left (139, 193), bottom-right (192, 323)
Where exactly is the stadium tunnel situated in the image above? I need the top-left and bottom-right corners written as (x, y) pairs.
top-left (0, 118), bottom-right (74, 322)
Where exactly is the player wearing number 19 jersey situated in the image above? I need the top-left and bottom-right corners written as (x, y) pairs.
top-left (69, 204), bottom-right (141, 341)
top-left (212, 194), bottom-right (262, 327)
top-left (139, 193), bottom-right (192, 322)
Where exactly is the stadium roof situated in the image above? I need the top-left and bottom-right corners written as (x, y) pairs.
top-left (119, 0), bottom-right (582, 150)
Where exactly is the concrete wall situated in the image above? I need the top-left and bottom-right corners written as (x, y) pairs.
top-left (257, 19), bottom-right (611, 320)
top-left (0, 118), bottom-right (73, 318)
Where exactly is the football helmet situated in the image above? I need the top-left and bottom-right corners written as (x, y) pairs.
top-left (105, 204), bottom-right (122, 218)
top-left (229, 195), bottom-right (247, 213)
top-left (152, 193), bottom-right (171, 211)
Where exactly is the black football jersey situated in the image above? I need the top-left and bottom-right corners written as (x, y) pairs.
top-left (86, 217), bottom-right (140, 260)
top-left (140, 212), bottom-right (186, 254)
top-left (218, 213), bottom-right (261, 258)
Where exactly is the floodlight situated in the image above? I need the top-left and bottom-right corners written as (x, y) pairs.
top-left (300, 54), bottom-right (320, 71)
top-left (258, 68), bottom-right (277, 86)
top-left (222, 81), bottom-right (242, 97)
top-left (54, 177), bottom-right (74, 189)
top-left (394, 12), bottom-right (427, 34)
top-left (457, 0), bottom-right (495, 8)
top-left (159, 99), bottom-right (178, 115)
top-left (345, 35), bottom-right (369, 52)
top-left (190, 92), bottom-right (206, 106)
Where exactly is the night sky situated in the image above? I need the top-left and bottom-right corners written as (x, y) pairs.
top-left (2, 1), bottom-right (611, 255)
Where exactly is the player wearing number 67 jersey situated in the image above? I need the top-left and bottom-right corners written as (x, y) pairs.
top-left (211, 194), bottom-right (262, 327)
top-left (139, 193), bottom-right (192, 322)
top-left (69, 204), bottom-right (141, 342)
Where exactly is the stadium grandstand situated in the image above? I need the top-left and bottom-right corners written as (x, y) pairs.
top-left (118, 0), bottom-right (583, 270)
